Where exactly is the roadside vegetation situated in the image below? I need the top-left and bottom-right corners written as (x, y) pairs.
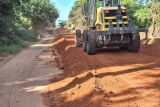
top-left (0, 0), bottom-right (59, 54)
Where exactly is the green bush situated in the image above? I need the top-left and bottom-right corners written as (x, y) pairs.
top-left (0, 45), bottom-right (22, 54)
top-left (0, 27), bottom-right (37, 54)
top-left (0, 39), bottom-right (31, 54)
top-left (15, 28), bottom-right (37, 42)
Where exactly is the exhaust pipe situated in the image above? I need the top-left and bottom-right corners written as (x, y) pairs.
top-left (118, 0), bottom-right (120, 5)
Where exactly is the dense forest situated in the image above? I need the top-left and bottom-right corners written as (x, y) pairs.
top-left (68, 0), bottom-right (160, 39)
top-left (0, 0), bottom-right (59, 53)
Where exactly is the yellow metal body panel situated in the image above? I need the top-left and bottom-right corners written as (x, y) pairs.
top-left (102, 6), bottom-right (126, 10)
top-left (105, 21), bottom-right (128, 25)
top-left (95, 7), bottom-right (103, 30)
top-left (95, 6), bottom-right (128, 31)
top-left (104, 28), bottom-right (124, 31)
top-left (105, 16), bottom-right (128, 20)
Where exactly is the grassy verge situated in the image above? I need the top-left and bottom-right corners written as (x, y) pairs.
top-left (0, 45), bottom-right (22, 54)
top-left (0, 28), bottom-right (38, 54)
top-left (0, 41), bottom-right (30, 54)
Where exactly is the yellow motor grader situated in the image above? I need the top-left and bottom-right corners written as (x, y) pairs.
top-left (75, 0), bottom-right (148, 55)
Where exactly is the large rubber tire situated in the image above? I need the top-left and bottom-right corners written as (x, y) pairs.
top-left (128, 33), bottom-right (140, 53)
top-left (86, 31), bottom-right (97, 55)
top-left (75, 30), bottom-right (81, 47)
top-left (83, 30), bottom-right (88, 52)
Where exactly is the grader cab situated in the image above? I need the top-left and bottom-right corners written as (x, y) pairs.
top-left (75, 0), bottom-right (148, 55)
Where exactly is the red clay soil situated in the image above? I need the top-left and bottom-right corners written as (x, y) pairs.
top-left (43, 29), bottom-right (160, 107)
top-left (0, 52), bottom-right (13, 66)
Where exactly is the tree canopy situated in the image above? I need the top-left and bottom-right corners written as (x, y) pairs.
top-left (0, 0), bottom-right (59, 46)
top-left (68, 0), bottom-right (86, 29)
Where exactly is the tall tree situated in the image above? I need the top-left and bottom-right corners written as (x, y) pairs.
top-left (150, 0), bottom-right (160, 37)
top-left (0, 0), bottom-right (59, 45)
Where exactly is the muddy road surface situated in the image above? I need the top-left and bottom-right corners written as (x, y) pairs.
top-left (0, 37), bottom-right (61, 107)
top-left (44, 29), bottom-right (160, 107)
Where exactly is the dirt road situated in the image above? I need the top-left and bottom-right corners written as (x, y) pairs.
top-left (0, 37), bottom-right (62, 107)
top-left (44, 29), bottom-right (160, 107)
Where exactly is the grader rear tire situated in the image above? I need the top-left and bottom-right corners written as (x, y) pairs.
top-left (86, 31), bottom-right (97, 55)
top-left (75, 30), bottom-right (81, 47)
top-left (83, 30), bottom-right (88, 52)
top-left (128, 33), bottom-right (140, 53)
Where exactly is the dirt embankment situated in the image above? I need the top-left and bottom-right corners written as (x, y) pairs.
top-left (44, 29), bottom-right (160, 107)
